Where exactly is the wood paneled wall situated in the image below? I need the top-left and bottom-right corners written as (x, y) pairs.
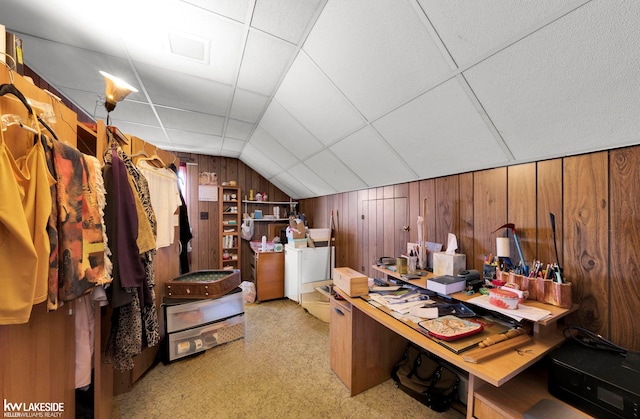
top-left (179, 153), bottom-right (292, 280)
top-left (300, 147), bottom-right (640, 352)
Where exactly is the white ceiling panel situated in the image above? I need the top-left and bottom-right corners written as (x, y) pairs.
top-left (247, 127), bottom-right (299, 170)
top-left (266, 177), bottom-right (299, 201)
top-left (109, 123), bottom-right (167, 146)
top-left (463, 0), bottom-right (640, 161)
top-left (330, 126), bottom-right (417, 187)
top-left (5, 0), bottom-right (126, 57)
top-left (287, 163), bottom-right (336, 196)
top-left (220, 138), bottom-right (245, 156)
top-left (304, 150), bottom-right (368, 193)
top-left (229, 89), bottom-right (270, 123)
top-left (273, 172), bottom-right (314, 199)
top-left (155, 107), bottom-right (224, 135)
top-left (236, 31), bottom-right (297, 96)
top-left (136, 62), bottom-right (232, 115)
top-left (274, 52), bottom-right (366, 145)
top-left (240, 143), bottom-right (283, 179)
top-left (20, 35), bottom-right (136, 100)
top-left (416, 0), bottom-right (583, 66)
top-left (119, 1), bottom-right (245, 84)
top-left (181, 0), bottom-right (250, 23)
top-left (373, 77), bottom-right (510, 179)
top-left (303, 0), bottom-right (451, 120)
top-left (104, 101), bottom-right (160, 127)
top-left (225, 119), bottom-right (255, 141)
top-left (252, 0), bottom-right (325, 43)
top-left (259, 100), bottom-right (324, 160)
top-left (3, 0), bottom-right (639, 199)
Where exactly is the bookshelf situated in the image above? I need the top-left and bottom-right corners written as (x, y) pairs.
top-left (219, 187), bottom-right (241, 270)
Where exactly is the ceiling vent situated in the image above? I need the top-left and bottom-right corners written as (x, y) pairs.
top-left (167, 32), bottom-right (210, 63)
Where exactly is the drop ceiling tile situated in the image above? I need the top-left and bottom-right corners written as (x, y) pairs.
top-left (287, 163), bottom-right (336, 196)
top-left (241, 143), bottom-right (283, 178)
top-left (251, 0), bottom-right (325, 43)
top-left (4, 0), bottom-right (127, 56)
top-left (225, 118), bottom-right (255, 140)
top-left (181, 0), bottom-right (251, 23)
top-left (273, 172), bottom-right (314, 199)
top-left (229, 89), bottom-right (270, 123)
top-left (105, 100), bottom-right (159, 126)
top-left (275, 52), bottom-right (366, 145)
top-left (136, 62), bottom-right (232, 115)
top-left (259, 101), bottom-right (324, 160)
top-left (108, 122), bottom-right (167, 146)
top-left (237, 31), bottom-right (297, 96)
top-left (57, 87), bottom-right (109, 122)
top-left (167, 130), bottom-right (222, 150)
top-left (463, 0), bottom-right (640, 161)
top-left (247, 127), bottom-right (299, 170)
top-left (155, 107), bottom-right (224, 135)
top-left (417, 0), bottom-right (581, 66)
top-left (373, 77), bottom-right (510, 179)
top-left (221, 138), bottom-right (245, 155)
top-left (304, 150), bottom-right (367, 192)
top-left (119, 1), bottom-right (245, 84)
top-left (20, 36), bottom-right (139, 102)
top-left (303, 0), bottom-right (451, 120)
top-left (267, 177), bottom-right (300, 200)
top-left (330, 126), bottom-right (416, 187)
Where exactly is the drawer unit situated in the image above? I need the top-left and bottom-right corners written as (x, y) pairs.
top-left (167, 314), bottom-right (245, 362)
top-left (164, 269), bottom-right (241, 299)
top-left (164, 288), bottom-right (244, 333)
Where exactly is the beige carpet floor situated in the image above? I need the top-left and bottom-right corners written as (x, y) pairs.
top-left (111, 298), bottom-right (465, 418)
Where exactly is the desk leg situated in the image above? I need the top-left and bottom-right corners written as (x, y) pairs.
top-left (467, 374), bottom-right (487, 418)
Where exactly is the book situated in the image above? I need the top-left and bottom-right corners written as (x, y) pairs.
top-left (426, 274), bottom-right (466, 295)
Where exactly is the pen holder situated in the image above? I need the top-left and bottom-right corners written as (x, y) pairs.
top-left (533, 278), bottom-right (572, 309)
top-left (508, 273), bottom-right (533, 300)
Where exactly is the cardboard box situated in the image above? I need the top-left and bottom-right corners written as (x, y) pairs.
top-left (333, 267), bottom-right (368, 297)
top-left (289, 218), bottom-right (306, 239)
top-left (300, 291), bottom-right (329, 323)
top-left (291, 238), bottom-right (307, 248)
top-left (433, 252), bottom-right (466, 276)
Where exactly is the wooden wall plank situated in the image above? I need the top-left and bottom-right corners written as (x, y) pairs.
top-left (459, 173), bottom-right (474, 260)
top-left (608, 148), bottom-right (640, 349)
top-left (537, 159), bottom-right (563, 267)
top-left (507, 163), bottom-right (537, 269)
top-left (563, 152), bottom-right (609, 335)
top-left (473, 168), bottom-right (507, 272)
top-left (435, 175), bottom-right (460, 248)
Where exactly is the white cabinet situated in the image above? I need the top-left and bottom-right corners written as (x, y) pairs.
top-left (284, 244), bottom-right (334, 302)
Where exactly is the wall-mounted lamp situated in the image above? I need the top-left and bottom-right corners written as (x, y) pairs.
top-left (100, 70), bottom-right (138, 113)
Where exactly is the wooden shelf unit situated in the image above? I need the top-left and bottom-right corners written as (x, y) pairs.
top-left (242, 199), bottom-right (297, 222)
top-left (220, 187), bottom-right (241, 270)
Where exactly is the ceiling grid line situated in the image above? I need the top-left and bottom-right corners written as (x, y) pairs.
top-left (237, 0), bottom-right (329, 158)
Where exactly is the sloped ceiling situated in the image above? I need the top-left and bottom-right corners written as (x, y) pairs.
top-left (2, 0), bottom-right (639, 199)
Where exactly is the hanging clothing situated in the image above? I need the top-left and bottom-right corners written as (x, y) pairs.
top-left (0, 133), bottom-right (52, 324)
top-left (52, 139), bottom-right (107, 302)
top-left (102, 149), bottom-right (144, 370)
top-left (136, 160), bottom-right (181, 249)
top-left (41, 135), bottom-right (61, 311)
top-left (169, 163), bottom-right (193, 274)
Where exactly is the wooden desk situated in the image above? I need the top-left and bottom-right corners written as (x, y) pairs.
top-left (331, 265), bottom-right (578, 418)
